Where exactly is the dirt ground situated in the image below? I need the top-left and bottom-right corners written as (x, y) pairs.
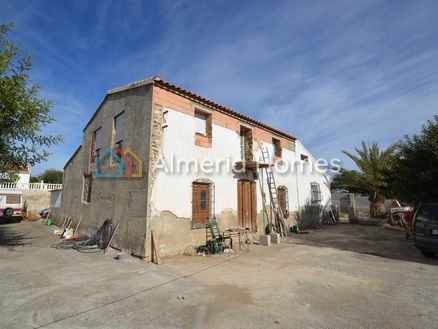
top-left (1, 221), bottom-right (437, 329)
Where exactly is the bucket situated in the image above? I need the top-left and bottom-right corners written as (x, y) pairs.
top-left (291, 225), bottom-right (300, 234)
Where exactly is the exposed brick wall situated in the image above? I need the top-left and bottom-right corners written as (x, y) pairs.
top-left (153, 85), bottom-right (293, 148)
top-left (252, 127), bottom-right (272, 143)
top-left (281, 138), bottom-right (289, 149)
top-left (212, 110), bottom-right (240, 132)
top-left (194, 133), bottom-right (212, 148)
top-left (153, 87), bottom-right (193, 116)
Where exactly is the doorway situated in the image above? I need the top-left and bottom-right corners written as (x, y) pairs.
top-left (237, 180), bottom-right (257, 231)
top-left (240, 127), bottom-right (253, 161)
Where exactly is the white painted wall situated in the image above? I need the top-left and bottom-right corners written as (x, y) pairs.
top-left (253, 140), bottom-right (331, 213)
top-left (16, 172), bottom-right (30, 184)
top-left (151, 107), bottom-right (331, 218)
top-left (152, 108), bottom-right (241, 217)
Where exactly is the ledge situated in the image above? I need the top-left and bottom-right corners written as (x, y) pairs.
top-left (234, 160), bottom-right (271, 170)
top-left (194, 133), bottom-right (212, 148)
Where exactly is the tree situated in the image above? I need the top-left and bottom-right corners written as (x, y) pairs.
top-left (335, 142), bottom-right (396, 216)
top-left (0, 23), bottom-right (62, 180)
top-left (31, 168), bottom-right (63, 184)
top-left (389, 116), bottom-right (438, 205)
top-left (331, 170), bottom-right (368, 194)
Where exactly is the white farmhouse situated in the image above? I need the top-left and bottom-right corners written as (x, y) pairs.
top-left (55, 77), bottom-right (331, 259)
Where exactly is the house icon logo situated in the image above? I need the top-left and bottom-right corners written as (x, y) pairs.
top-left (95, 147), bottom-right (142, 178)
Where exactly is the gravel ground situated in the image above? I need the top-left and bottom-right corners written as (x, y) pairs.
top-left (1, 221), bottom-right (437, 329)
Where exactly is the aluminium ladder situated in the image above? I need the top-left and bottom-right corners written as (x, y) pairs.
top-left (260, 147), bottom-right (288, 236)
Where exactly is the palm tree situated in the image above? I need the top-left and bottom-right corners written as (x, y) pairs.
top-left (336, 142), bottom-right (396, 217)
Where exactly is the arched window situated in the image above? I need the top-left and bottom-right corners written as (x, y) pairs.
top-left (192, 178), bottom-right (215, 229)
top-left (277, 185), bottom-right (289, 218)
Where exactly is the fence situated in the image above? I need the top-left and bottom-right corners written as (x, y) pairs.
top-left (331, 193), bottom-right (393, 215)
top-left (0, 182), bottom-right (62, 190)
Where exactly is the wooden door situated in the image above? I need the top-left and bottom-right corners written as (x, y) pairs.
top-left (192, 182), bottom-right (210, 226)
top-left (237, 180), bottom-right (257, 231)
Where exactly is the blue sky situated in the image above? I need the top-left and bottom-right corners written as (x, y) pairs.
top-left (1, 0), bottom-right (438, 175)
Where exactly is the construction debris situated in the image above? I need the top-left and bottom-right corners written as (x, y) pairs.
top-left (51, 218), bottom-right (118, 253)
top-left (260, 235), bottom-right (271, 246)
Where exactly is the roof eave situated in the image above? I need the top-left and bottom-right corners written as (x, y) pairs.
top-left (153, 79), bottom-right (297, 141)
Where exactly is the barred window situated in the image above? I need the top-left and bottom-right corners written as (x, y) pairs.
top-left (310, 182), bottom-right (322, 204)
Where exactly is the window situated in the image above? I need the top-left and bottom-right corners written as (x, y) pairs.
top-left (195, 111), bottom-right (207, 135)
top-left (192, 179), bottom-right (214, 228)
top-left (310, 182), bottom-right (322, 204)
top-left (240, 127), bottom-right (253, 161)
top-left (90, 127), bottom-right (102, 170)
top-left (82, 173), bottom-right (92, 203)
top-left (273, 138), bottom-right (282, 158)
top-left (6, 195), bottom-right (21, 204)
top-left (194, 109), bottom-right (212, 148)
top-left (113, 112), bottom-right (125, 150)
top-left (301, 154), bottom-right (309, 162)
top-left (277, 186), bottom-right (289, 217)
top-left (416, 205), bottom-right (438, 222)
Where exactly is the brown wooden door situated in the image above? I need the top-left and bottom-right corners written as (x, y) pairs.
top-left (192, 182), bottom-right (210, 226)
top-left (237, 180), bottom-right (257, 231)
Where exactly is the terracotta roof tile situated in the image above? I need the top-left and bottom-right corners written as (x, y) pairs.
top-left (153, 77), bottom-right (297, 141)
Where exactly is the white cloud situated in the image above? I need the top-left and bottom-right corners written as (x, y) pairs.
top-left (1, 0), bottom-right (438, 175)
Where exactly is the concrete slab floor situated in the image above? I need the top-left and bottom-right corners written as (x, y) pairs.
top-left (1, 221), bottom-right (437, 329)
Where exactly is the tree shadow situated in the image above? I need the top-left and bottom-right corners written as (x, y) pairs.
top-left (285, 223), bottom-right (438, 266)
top-left (0, 221), bottom-right (32, 250)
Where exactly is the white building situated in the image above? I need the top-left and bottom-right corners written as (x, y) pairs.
top-left (16, 168), bottom-right (30, 185)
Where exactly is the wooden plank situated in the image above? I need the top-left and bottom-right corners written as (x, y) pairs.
top-left (104, 222), bottom-right (119, 254)
top-left (251, 182), bottom-right (257, 232)
top-left (60, 216), bottom-right (66, 229)
top-left (244, 181), bottom-right (250, 228)
top-left (66, 217), bottom-right (73, 229)
top-left (151, 230), bottom-right (162, 265)
top-left (237, 181), bottom-right (243, 227)
top-left (75, 216), bottom-right (83, 233)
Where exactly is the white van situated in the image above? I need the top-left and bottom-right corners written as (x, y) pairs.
top-left (0, 190), bottom-right (23, 221)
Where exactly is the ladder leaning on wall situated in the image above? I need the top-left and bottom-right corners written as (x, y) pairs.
top-left (260, 147), bottom-right (288, 236)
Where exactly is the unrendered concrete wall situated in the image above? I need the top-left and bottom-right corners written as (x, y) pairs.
top-left (57, 85), bottom-right (153, 257)
top-left (56, 146), bottom-right (82, 225)
top-left (49, 190), bottom-right (61, 208)
top-left (22, 190), bottom-right (51, 212)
